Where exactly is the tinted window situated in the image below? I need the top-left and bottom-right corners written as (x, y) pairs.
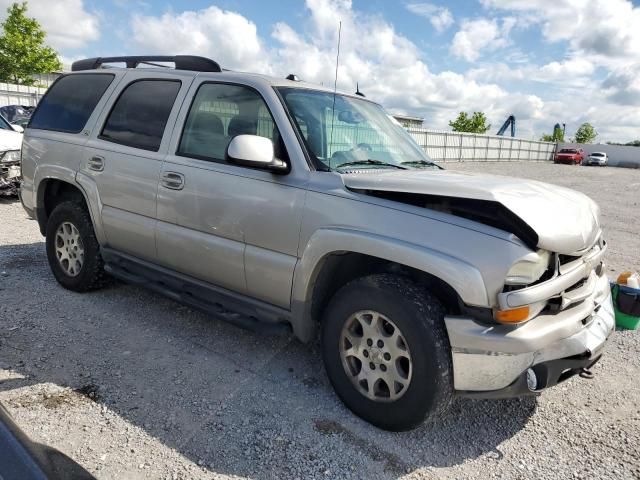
top-left (101, 80), bottom-right (181, 152)
top-left (29, 74), bottom-right (114, 133)
top-left (559, 149), bottom-right (578, 153)
top-left (591, 153), bottom-right (603, 157)
top-left (178, 83), bottom-right (285, 162)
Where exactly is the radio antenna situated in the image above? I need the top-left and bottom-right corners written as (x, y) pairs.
top-left (329, 20), bottom-right (342, 168)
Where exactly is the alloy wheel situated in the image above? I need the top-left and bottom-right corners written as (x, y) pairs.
top-left (339, 310), bottom-right (413, 402)
top-left (55, 221), bottom-right (85, 277)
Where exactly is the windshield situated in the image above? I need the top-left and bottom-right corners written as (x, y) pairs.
top-left (277, 87), bottom-right (438, 171)
top-left (591, 152), bottom-right (603, 157)
top-left (559, 149), bottom-right (577, 153)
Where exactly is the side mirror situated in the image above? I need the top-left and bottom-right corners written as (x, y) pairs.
top-left (11, 124), bottom-right (24, 133)
top-left (226, 134), bottom-right (288, 173)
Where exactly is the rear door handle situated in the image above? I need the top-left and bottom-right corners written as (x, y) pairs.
top-left (88, 156), bottom-right (104, 172)
top-left (161, 171), bottom-right (185, 190)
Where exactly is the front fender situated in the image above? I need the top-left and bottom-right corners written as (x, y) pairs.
top-left (290, 227), bottom-right (489, 342)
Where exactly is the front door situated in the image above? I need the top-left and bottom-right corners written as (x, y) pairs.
top-left (156, 81), bottom-right (305, 307)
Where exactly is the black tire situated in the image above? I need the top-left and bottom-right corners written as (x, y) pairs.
top-left (45, 200), bottom-right (109, 292)
top-left (321, 274), bottom-right (453, 431)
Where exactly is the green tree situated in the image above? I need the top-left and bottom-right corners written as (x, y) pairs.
top-left (449, 111), bottom-right (491, 134)
top-left (540, 124), bottom-right (565, 142)
top-left (573, 122), bottom-right (597, 144)
top-left (0, 2), bottom-right (61, 85)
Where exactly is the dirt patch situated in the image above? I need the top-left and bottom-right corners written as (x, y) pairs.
top-left (75, 383), bottom-right (100, 402)
top-left (10, 384), bottom-right (100, 409)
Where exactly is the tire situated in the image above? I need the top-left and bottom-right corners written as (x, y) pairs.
top-left (45, 200), bottom-right (109, 292)
top-left (321, 274), bottom-right (453, 431)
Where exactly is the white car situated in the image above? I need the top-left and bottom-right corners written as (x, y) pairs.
top-left (0, 113), bottom-right (23, 196)
top-left (584, 151), bottom-right (608, 166)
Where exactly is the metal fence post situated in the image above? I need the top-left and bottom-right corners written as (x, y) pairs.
top-left (443, 131), bottom-right (448, 162)
top-left (485, 136), bottom-right (490, 161)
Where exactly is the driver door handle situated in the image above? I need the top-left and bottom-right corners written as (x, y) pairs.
top-left (161, 171), bottom-right (185, 190)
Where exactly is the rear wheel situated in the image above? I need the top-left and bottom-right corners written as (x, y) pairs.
top-left (46, 201), bottom-right (109, 292)
top-left (321, 274), bottom-right (453, 431)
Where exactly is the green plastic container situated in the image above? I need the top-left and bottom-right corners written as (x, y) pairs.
top-left (612, 284), bottom-right (640, 330)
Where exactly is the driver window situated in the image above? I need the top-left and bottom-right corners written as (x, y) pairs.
top-left (178, 83), bottom-right (286, 163)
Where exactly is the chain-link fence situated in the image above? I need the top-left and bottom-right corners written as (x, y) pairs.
top-left (406, 128), bottom-right (556, 162)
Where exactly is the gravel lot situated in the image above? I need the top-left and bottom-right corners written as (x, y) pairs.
top-left (1, 162), bottom-right (639, 480)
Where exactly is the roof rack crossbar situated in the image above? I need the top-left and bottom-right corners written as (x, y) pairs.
top-left (71, 56), bottom-right (222, 73)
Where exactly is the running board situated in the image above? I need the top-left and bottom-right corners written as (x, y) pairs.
top-left (102, 249), bottom-right (292, 336)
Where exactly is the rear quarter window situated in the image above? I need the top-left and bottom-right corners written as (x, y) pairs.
top-left (29, 74), bottom-right (114, 133)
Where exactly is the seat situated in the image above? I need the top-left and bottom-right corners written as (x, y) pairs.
top-left (227, 116), bottom-right (258, 138)
top-left (181, 112), bottom-right (225, 158)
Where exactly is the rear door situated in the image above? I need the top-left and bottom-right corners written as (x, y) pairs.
top-left (81, 73), bottom-right (190, 261)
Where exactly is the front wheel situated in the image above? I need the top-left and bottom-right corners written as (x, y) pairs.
top-left (321, 274), bottom-right (453, 431)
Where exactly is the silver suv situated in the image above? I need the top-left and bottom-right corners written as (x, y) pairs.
top-left (20, 56), bottom-right (614, 431)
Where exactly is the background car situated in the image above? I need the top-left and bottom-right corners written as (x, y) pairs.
top-left (0, 104), bottom-right (33, 123)
top-left (0, 113), bottom-right (23, 196)
top-left (554, 147), bottom-right (585, 165)
top-left (584, 151), bottom-right (608, 166)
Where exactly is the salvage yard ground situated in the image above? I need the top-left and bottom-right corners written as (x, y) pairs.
top-left (0, 162), bottom-right (639, 480)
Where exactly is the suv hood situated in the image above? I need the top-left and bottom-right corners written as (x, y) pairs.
top-left (0, 129), bottom-right (22, 152)
top-left (342, 169), bottom-right (600, 254)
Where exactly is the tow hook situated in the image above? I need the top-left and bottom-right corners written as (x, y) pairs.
top-left (579, 368), bottom-right (594, 379)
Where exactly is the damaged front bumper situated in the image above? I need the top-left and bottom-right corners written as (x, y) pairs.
top-left (445, 267), bottom-right (615, 397)
top-left (0, 161), bottom-right (21, 197)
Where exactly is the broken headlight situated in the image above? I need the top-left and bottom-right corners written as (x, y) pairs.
top-left (505, 250), bottom-right (552, 286)
top-left (0, 150), bottom-right (20, 163)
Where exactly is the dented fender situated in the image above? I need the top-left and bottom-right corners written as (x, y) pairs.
top-left (290, 227), bottom-right (489, 342)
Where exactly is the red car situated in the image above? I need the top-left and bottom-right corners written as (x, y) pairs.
top-left (554, 148), bottom-right (585, 165)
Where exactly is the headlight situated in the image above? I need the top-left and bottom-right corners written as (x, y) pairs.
top-left (505, 250), bottom-right (551, 285)
top-left (0, 150), bottom-right (20, 163)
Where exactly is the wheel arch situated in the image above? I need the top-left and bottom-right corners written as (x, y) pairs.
top-left (36, 172), bottom-right (105, 244)
top-left (290, 228), bottom-right (489, 342)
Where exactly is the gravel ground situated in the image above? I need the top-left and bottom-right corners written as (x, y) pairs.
top-left (0, 161), bottom-right (639, 480)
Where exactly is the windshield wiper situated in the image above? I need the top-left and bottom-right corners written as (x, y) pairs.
top-left (336, 159), bottom-right (408, 170)
top-left (400, 160), bottom-right (442, 169)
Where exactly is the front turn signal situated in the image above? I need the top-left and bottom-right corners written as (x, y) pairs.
top-left (494, 306), bottom-right (530, 324)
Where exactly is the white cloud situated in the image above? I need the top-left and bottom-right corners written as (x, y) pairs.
top-left (476, 0), bottom-right (640, 140)
top-left (0, 0), bottom-right (99, 50)
top-left (450, 17), bottom-right (513, 62)
top-left (406, 3), bottom-right (454, 33)
top-left (131, 6), bottom-right (270, 73)
top-left (602, 64), bottom-right (640, 106)
top-left (481, 0), bottom-right (640, 66)
top-left (0, 0), bottom-right (637, 141)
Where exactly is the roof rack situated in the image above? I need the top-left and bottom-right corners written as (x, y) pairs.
top-left (71, 55), bottom-right (222, 73)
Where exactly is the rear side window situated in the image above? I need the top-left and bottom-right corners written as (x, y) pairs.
top-left (29, 74), bottom-right (114, 133)
top-left (100, 80), bottom-right (181, 152)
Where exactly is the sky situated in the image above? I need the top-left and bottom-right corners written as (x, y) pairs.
top-left (2, 0), bottom-right (640, 142)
